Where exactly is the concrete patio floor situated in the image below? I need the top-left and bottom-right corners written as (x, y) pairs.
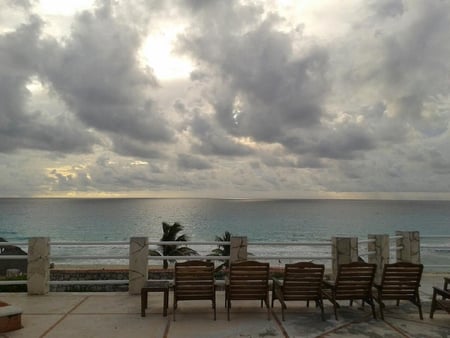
top-left (1, 273), bottom-right (449, 338)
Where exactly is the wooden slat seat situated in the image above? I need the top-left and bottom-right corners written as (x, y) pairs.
top-left (322, 262), bottom-right (377, 320)
top-left (173, 260), bottom-right (216, 321)
top-left (226, 260), bottom-right (270, 321)
top-left (271, 262), bottom-right (325, 321)
top-left (373, 262), bottom-right (423, 320)
top-left (430, 277), bottom-right (450, 318)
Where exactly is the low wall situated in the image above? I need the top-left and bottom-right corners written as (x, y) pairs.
top-left (48, 267), bottom-right (286, 292)
top-left (50, 269), bottom-right (130, 292)
top-left (49, 268), bottom-right (177, 292)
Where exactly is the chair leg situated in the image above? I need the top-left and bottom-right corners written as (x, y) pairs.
top-left (430, 289), bottom-right (437, 319)
top-left (319, 298), bottom-right (325, 321)
top-left (227, 299), bottom-right (231, 321)
top-left (271, 292), bottom-right (276, 308)
top-left (369, 298), bottom-right (377, 320)
top-left (213, 298), bottom-right (217, 321)
top-left (265, 296), bottom-right (271, 320)
top-left (173, 299), bottom-right (177, 321)
top-left (379, 298), bottom-right (384, 320)
top-left (416, 294), bottom-right (423, 320)
top-left (163, 289), bottom-right (168, 317)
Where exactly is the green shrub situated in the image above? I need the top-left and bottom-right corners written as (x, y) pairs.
top-left (0, 275), bottom-right (27, 292)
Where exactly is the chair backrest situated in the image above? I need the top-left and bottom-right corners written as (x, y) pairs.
top-left (283, 262), bottom-right (325, 300)
top-left (229, 260), bottom-right (269, 300)
top-left (174, 260), bottom-right (215, 300)
top-left (334, 262), bottom-right (376, 300)
top-left (379, 262), bottom-right (423, 299)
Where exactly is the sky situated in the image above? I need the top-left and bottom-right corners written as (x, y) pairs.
top-left (0, 0), bottom-right (450, 199)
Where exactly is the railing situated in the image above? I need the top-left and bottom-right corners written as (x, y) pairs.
top-left (50, 241), bottom-right (129, 261)
top-left (1, 232), bottom-right (449, 292)
top-left (358, 238), bottom-right (375, 259)
top-left (420, 235), bottom-right (450, 270)
top-left (148, 241), bottom-right (230, 261)
top-left (248, 241), bottom-right (332, 262)
top-left (49, 241), bottom-right (130, 286)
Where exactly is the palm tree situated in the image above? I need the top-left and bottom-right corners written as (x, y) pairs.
top-left (149, 222), bottom-right (198, 269)
top-left (210, 231), bottom-right (232, 271)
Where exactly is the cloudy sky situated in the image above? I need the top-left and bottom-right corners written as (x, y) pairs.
top-left (1, 0), bottom-right (449, 199)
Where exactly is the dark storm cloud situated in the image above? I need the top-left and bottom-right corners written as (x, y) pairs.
top-left (111, 137), bottom-right (163, 159)
top-left (427, 150), bottom-right (450, 175)
top-left (42, 2), bottom-right (174, 145)
top-left (360, 1), bottom-right (449, 129)
top-left (315, 128), bottom-right (375, 160)
top-left (176, 0), bottom-right (344, 167)
top-left (177, 154), bottom-right (212, 170)
top-left (189, 113), bottom-right (253, 157)
top-left (278, 124), bottom-right (375, 161)
top-left (178, 5), bottom-right (328, 144)
top-left (2, 0), bottom-right (450, 198)
top-left (0, 17), bottom-right (97, 154)
top-left (1, 0), bottom-right (176, 158)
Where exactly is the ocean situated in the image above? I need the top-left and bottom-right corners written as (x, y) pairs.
top-left (1, 198), bottom-right (449, 268)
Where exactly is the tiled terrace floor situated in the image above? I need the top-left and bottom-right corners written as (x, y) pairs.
top-left (1, 273), bottom-right (449, 338)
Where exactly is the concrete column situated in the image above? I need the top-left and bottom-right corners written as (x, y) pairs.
top-left (368, 234), bottom-right (389, 284)
top-left (27, 237), bottom-right (50, 295)
top-left (129, 237), bottom-right (149, 295)
top-left (229, 236), bottom-right (247, 264)
top-left (396, 231), bottom-right (420, 263)
top-left (332, 237), bottom-right (358, 277)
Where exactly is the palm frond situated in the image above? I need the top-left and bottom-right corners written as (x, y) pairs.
top-left (175, 246), bottom-right (198, 256)
top-left (148, 249), bottom-right (162, 256)
top-left (152, 222), bottom-right (199, 268)
top-left (175, 234), bottom-right (189, 242)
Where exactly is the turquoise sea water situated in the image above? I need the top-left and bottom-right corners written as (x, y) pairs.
top-left (1, 198), bottom-right (449, 267)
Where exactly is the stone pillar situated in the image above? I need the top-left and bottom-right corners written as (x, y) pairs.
top-left (331, 237), bottom-right (358, 277)
top-left (229, 236), bottom-right (247, 265)
top-left (396, 231), bottom-right (420, 263)
top-left (27, 237), bottom-right (50, 295)
top-left (129, 237), bottom-right (149, 295)
top-left (368, 234), bottom-right (389, 284)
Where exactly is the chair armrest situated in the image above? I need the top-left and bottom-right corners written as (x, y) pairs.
top-left (444, 277), bottom-right (450, 290)
top-left (322, 279), bottom-right (334, 289)
top-left (433, 286), bottom-right (450, 299)
top-left (272, 277), bottom-right (283, 287)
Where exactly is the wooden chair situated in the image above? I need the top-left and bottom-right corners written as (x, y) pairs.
top-left (226, 260), bottom-right (270, 321)
top-left (322, 262), bottom-right (377, 320)
top-left (430, 277), bottom-right (450, 318)
top-left (373, 262), bottom-right (423, 320)
top-left (173, 260), bottom-right (216, 321)
top-left (272, 262), bottom-right (325, 321)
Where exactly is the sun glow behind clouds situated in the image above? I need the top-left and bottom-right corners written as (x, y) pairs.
top-left (140, 27), bottom-right (194, 80)
top-left (37, 0), bottom-right (95, 15)
top-left (37, 1), bottom-right (194, 81)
